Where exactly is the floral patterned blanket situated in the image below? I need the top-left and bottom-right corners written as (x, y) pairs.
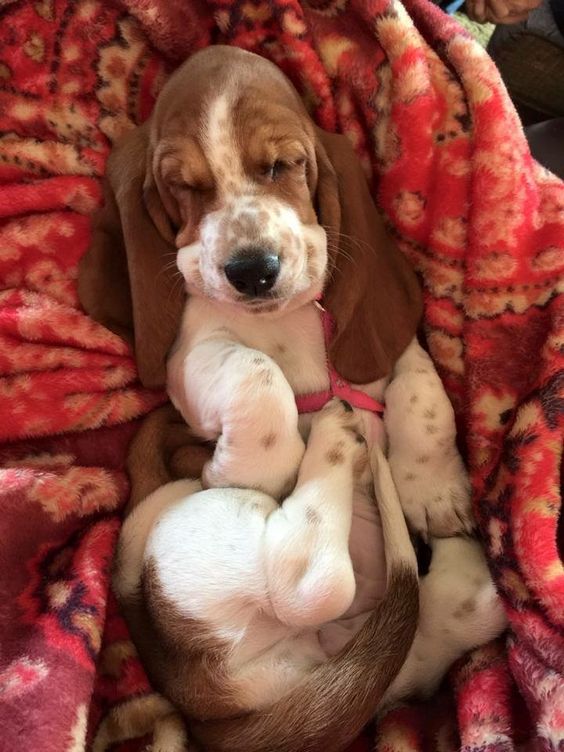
top-left (0, 0), bottom-right (562, 750)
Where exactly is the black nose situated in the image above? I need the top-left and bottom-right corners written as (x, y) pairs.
top-left (224, 251), bottom-right (281, 297)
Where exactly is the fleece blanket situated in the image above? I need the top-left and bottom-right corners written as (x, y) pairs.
top-left (0, 0), bottom-right (562, 750)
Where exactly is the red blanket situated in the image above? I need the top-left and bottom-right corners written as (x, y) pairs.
top-left (1, 0), bottom-right (562, 750)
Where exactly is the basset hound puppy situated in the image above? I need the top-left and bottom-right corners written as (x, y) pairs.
top-left (80, 46), bottom-right (507, 752)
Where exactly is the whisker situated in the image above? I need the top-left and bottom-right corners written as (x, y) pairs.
top-left (164, 274), bottom-right (186, 316)
top-left (156, 260), bottom-right (182, 282)
top-left (325, 241), bottom-right (356, 267)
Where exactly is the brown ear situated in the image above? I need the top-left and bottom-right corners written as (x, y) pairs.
top-left (315, 128), bottom-right (423, 384)
top-left (78, 123), bottom-right (184, 389)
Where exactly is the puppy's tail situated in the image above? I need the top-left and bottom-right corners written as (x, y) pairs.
top-left (192, 442), bottom-right (419, 752)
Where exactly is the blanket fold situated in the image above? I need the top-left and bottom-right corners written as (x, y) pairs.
top-left (0, 0), bottom-right (562, 750)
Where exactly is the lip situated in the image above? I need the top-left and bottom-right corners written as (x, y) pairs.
top-left (235, 295), bottom-right (286, 314)
top-left (245, 301), bottom-right (283, 313)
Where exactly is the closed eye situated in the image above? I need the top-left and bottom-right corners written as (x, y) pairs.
top-left (170, 180), bottom-right (213, 194)
top-left (262, 157), bottom-right (307, 181)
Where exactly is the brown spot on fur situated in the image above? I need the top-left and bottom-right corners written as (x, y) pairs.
top-left (453, 598), bottom-right (476, 618)
top-left (280, 230), bottom-right (295, 248)
top-left (261, 432), bottom-right (277, 449)
top-left (258, 368), bottom-right (273, 386)
top-left (416, 455), bottom-right (430, 464)
top-left (326, 447), bottom-right (345, 465)
top-left (426, 424), bottom-right (439, 435)
top-left (305, 507), bottom-right (320, 525)
top-left (404, 473), bottom-right (417, 481)
top-left (423, 408), bottom-right (437, 419)
top-left (409, 394), bottom-right (418, 404)
top-left (415, 368), bottom-right (429, 374)
top-left (277, 343), bottom-right (287, 354)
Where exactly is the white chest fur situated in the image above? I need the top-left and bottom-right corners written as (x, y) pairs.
top-left (170, 297), bottom-right (330, 397)
top-left (167, 297), bottom-right (387, 440)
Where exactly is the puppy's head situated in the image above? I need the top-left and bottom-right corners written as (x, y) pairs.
top-left (79, 46), bottom-right (422, 388)
top-left (149, 47), bottom-right (327, 314)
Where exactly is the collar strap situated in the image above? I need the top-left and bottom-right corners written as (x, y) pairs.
top-left (295, 301), bottom-right (385, 416)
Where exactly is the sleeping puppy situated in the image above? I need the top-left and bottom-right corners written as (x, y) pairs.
top-left (81, 47), bottom-right (507, 752)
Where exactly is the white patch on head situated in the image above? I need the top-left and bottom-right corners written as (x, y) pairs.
top-left (204, 93), bottom-right (249, 196)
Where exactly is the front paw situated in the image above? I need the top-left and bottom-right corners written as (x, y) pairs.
top-left (310, 398), bottom-right (366, 452)
top-left (391, 453), bottom-right (474, 540)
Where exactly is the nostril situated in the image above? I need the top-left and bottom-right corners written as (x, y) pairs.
top-left (224, 251), bottom-right (281, 297)
top-left (229, 276), bottom-right (249, 294)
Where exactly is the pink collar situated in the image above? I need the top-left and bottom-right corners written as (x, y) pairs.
top-left (295, 301), bottom-right (385, 417)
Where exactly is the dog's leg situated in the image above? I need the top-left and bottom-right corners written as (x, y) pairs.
top-left (175, 338), bottom-right (305, 498)
top-left (384, 338), bottom-right (473, 539)
top-left (380, 536), bottom-right (507, 709)
top-left (263, 399), bottom-right (365, 627)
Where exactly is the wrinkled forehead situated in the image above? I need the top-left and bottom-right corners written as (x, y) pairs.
top-left (152, 47), bottom-right (308, 139)
top-left (150, 50), bottom-right (313, 179)
top-left (153, 92), bottom-right (313, 196)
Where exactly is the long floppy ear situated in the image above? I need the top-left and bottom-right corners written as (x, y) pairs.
top-left (315, 128), bottom-right (423, 384)
top-left (78, 123), bottom-right (184, 389)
